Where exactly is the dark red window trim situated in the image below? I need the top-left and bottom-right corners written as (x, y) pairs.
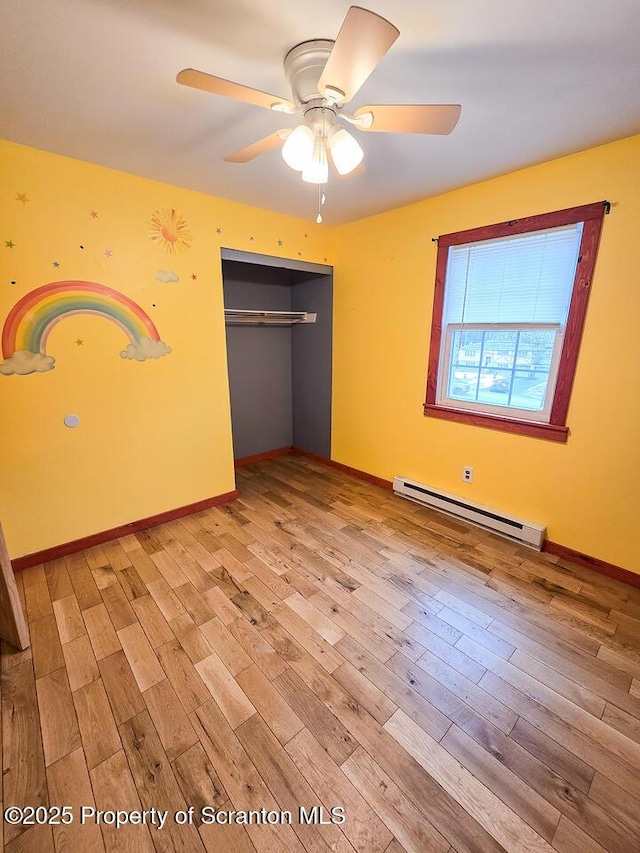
top-left (424, 201), bottom-right (607, 442)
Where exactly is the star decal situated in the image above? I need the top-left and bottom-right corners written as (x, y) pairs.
top-left (16, 193), bottom-right (29, 204)
top-left (5, 240), bottom-right (15, 249)
top-left (191, 273), bottom-right (197, 280)
top-left (104, 249), bottom-right (113, 258)
top-left (75, 339), bottom-right (84, 346)
top-left (215, 228), bottom-right (222, 235)
top-left (52, 260), bottom-right (60, 268)
top-left (90, 210), bottom-right (98, 218)
top-left (277, 239), bottom-right (283, 247)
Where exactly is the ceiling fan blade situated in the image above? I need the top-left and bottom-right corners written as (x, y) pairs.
top-left (224, 130), bottom-right (291, 164)
top-left (354, 104), bottom-right (462, 134)
top-left (318, 7), bottom-right (399, 103)
top-left (177, 69), bottom-right (295, 112)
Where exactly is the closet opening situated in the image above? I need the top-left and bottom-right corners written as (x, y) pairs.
top-left (221, 249), bottom-right (333, 465)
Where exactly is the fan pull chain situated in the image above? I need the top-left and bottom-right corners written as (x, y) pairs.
top-left (316, 185), bottom-right (326, 224)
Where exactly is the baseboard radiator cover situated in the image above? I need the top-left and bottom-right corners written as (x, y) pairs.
top-left (393, 476), bottom-right (546, 550)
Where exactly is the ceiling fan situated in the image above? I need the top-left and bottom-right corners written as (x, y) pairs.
top-left (177, 5), bottom-right (460, 216)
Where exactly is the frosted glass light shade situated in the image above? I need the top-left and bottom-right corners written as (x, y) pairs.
top-left (328, 127), bottom-right (363, 175)
top-left (302, 134), bottom-right (329, 184)
top-left (282, 125), bottom-right (314, 171)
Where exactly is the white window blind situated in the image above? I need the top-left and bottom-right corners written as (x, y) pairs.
top-left (442, 223), bottom-right (583, 326)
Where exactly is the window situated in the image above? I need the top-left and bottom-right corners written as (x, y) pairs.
top-left (424, 202), bottom-right (607, 441)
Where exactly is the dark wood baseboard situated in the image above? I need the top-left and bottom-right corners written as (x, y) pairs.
top-left (13, 447), bottom-right (638, 589)
top-left (292, 449), bottom-right (639, 588)
top-left (544, 540), bottom-right (640, 588)
top-left (234, 447), bottom-right (293, 467)
top-left (291, 447), bottom-right (394, 491)
top-left (11, 489), bottom-right (239, 572)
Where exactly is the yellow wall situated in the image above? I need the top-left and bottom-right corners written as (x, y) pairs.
top-left (332, 135), bottom-right (640, 574)
top-left (3, 135), bottom-right (639, 573)
top-left (0, 140), bottom-right (333, 558)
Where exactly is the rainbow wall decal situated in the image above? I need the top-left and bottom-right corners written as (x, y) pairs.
top-left (1, 280), bottom-right (171, 375)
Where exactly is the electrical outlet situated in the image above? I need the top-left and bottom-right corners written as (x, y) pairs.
top-left (463, 466), bottom-right (474, 483)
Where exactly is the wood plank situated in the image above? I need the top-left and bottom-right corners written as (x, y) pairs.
top-left (147, 577), bottom-right (187, 622)
top-left (195, 652), bottom-right (256, 729)
top-left (171, 742), bottom-right (227, 820)
top-left (508, 716), bottom-right (595, 794)
top-left (68, 562), bottom-right (102, 611)
top-left (155, 639), bottom-right (211, 715)
top-left (342, 746), bottom-right (450, 853)
top-left (552, 816), bottom-right (609, 853)
top-left (24, 582), bottom-right (53, 623)
top-left (332, 661), bottom-right (398, 725)
top-left (203, 586), bottom-right (243, 626)
top-left (4, 824), bottom-right (54, 853)
top-left (30, 615), bottom-right (64, 678)
top-left (170, 612), bottom-right (212, 663)
top-left (143, 678), bottom-right (198, 761)
top-left (118, 565), bottom-right (148, 602)
top-left (2, 660), bottom-right (48, 845)
top-left (198, 806), bottom-right (258, 853)
top-left (151, 549), bottom-right (190, 589)
top-left (310, 589), bottom-right (397, 662)
top-left (35, 668), bottom-right (81, 765)
top-left (101, 581), bottom-right (137, 631)
top-left (227, 617), bottom-right (288, 680)
top-left (285, 727), bottom-right (394, 853)
top-left (193, 699), bottom-right (305, 853)
top-left (199, 617), bottom-right (253, 675)
top-left (478, 670), bottom-right (640, 802)
top-left (117, 622), bottom-right (165, 692)
top-left (98, 650), bottom-right (146, 725)
top-left (273, 668), bottom-right (358, 765)
top-left (44, 558), bottom-right (74, 602)
top-left (73, 677), bottom-right (122, 769)
top-left (46, 747), bottom-right (105, 851)
top-left (174, 582), bottom-right (216, 625)
top-left (385, 709), bottom-right (555, 853)
top-left (62, 633), bottom-right (100, 691)
top-left (120, 710), bottom-right (204, 852)
top-left (52, 594), bottom-right (85, 644)
top-left (283, 592), bottom-right (346, 645)
top-left (82, 602), bottom-right (121, 660)
top-left (440, 724), bottom-right (561, 841)
top-left (236, 664), bottom-right (304, 744)
top-left (269, 603), bottom-right (344, 673)
top-left (235, 713), bottom-right (354, 853)
top-left (335, 634), bottom-right (451, 742)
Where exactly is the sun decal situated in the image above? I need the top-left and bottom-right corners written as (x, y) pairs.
top-left (148, 209), bottom-right (192, 255)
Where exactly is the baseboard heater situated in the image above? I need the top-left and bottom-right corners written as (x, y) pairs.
top-left (393, 476), bottom-right (546, 550)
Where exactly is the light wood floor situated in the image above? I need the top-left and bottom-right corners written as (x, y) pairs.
top-left (3, 454), bottom-right (640, 853)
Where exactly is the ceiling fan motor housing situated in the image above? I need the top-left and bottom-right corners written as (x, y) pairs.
top-left (284, 40), bottom-right (334, 105)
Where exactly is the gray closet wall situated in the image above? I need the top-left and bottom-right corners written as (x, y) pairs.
top-left (223, 258), bottom-right (332, 461)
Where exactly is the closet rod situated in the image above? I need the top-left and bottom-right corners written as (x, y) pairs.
top-left (224, 309), bottom-right (317, 326)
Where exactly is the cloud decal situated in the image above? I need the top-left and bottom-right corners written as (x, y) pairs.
top-left (120, 337), bottom-right (172, 362)
top-left (0, 350), bottom-right (55, 375)
top-left (155, 270), bottom-right (179, 283)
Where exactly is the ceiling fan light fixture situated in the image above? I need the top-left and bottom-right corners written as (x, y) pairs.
top-left (281, 125), bottom-right (314, 171)
top-left (302, 133), bottom-right (329, 184)
top-left (328, 126), bottom-right (364, 175)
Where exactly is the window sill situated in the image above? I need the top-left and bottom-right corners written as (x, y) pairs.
top-left (423, 403), bottom-right (569, 442)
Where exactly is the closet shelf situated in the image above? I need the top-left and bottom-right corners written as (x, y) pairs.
top-left (224, 309), bottom-right (317, 326)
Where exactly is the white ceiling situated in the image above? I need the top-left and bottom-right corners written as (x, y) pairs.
top-left (1, 0), bottom-right (639, 224)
